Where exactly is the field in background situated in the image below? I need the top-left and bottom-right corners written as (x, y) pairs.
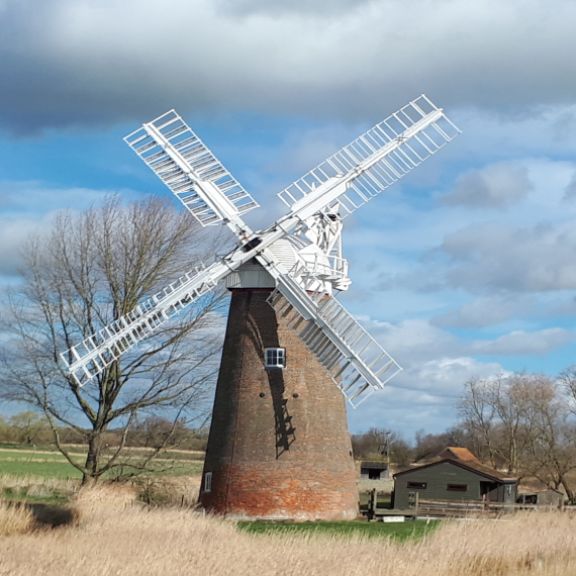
top-left (0, 446), bottom-right (204, 481)
top-left (1, 486), bottom-right (576, 575)
top-left (0, 445), bottom-right (204, 509)
top-left (0, 448), bottom-right (83, 479)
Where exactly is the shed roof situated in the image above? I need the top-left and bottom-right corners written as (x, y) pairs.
top-left (436, 446), bottom-right (479, 463)
top-left (394, 458), bottom-right (517, 484)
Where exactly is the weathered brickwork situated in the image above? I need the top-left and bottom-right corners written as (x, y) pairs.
top-left (199, 289), bottom-right (358, 520)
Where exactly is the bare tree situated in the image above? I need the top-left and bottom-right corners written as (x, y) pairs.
top-left (461, 375), bottom-right (551, 474)
top-left (0, 196), bottom-right (225, 484)
top-left (8, 411), bottom-right (51, 446)
top-left (559, 365), bottom-right (576, 415)
top-left (460, 372), bottom-right (576, 500)
top-left (459, 378), bottom-right (498, 468)
top-left (351, 427), bottom-right (412, 466)
top-left (524, 376), bottom-right (576, 503)
top-left (491, 375), bottom-right (543, 475)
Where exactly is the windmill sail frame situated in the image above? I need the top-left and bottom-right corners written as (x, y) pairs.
top-left (278, 94), bottom-right (460, 221)
top-left (60, 94), bottom-right (460, 406)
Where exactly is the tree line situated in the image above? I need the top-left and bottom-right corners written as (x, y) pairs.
top-left (459, 369), bottom-right (576, 501)
top-left (0, 411), bottom-right (208, 452)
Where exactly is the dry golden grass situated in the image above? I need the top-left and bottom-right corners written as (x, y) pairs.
top-left (1, 485), bottom-right (575, 575)
top-left (0, 502), bottom-right (34, 537)
top-left (136, 475), bottom-right (201, 507)
top-left (0, 474), bottom-right (80, 492)
top-left (0, 474), bottom-right (78, 494)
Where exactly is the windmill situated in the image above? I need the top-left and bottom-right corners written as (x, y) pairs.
top-left (60, 95), bottom-right (459, 520)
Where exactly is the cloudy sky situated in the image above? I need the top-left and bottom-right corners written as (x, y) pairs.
top-left (1, 0), bottom-right (576, 438)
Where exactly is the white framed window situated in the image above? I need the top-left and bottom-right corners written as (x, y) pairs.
top-left (204, 472), bottom-right (212, 493)
top-left (264, 347), bottom-right (286, 368)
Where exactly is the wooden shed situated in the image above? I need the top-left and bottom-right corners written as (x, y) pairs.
top-left (517, 488), bottom-right (564, 507)
top-left (393, 458), bottom-right (517, 509)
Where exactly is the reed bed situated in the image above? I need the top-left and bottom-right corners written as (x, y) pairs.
top-left (0, 474), bottom-right (78, 494)
top-left (0, 485), bottom-right (575, 575)
top-left (0, 502), bottom-right (34, 537)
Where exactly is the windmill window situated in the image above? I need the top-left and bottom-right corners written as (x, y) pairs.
top-left (204, 472), bottom-right (212, 493)
top-left (264, 347), bottom-right (286, 368)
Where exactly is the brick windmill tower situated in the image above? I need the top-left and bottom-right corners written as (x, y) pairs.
top-left (61, 95), bottom-right (459, 520)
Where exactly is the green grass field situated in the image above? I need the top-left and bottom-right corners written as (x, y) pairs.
top-left (0, 448), bottom-right (203, 480)
top-left (0, 448), bottom-right (83, 479)
top-left (238, 519), bottom-right (439, 540)
top-left (0, 446), bottom-right (204, 506)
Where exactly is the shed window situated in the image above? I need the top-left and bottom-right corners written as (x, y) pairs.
top-left (447, 483), bottom-right (468, 492)
top-left (204, 472), bottom-right (212, 493)
top-left (407, 481), bottom-right (427, 490)
top-left (264, 347), bottom-right (286, 368)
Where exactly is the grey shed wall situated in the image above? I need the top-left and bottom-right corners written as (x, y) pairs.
top-left (394, 461), bottom-right (516, 509)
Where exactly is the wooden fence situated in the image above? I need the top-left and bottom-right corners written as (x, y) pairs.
top-left (412, 497), bottom-right (569, 517)
top-left (363, 489), bottom-right (574, 519)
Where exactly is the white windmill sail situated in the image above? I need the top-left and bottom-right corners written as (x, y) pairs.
top-left (125, 110), bottom-right (258, 234)
top-left (60, 262), bottom-right (224, 385)
top-left (268, 275), bottom-right (401, 407)
top-left (269, 285), bottom-right (402, 408)
top-left (277, 94), bottom-right (460, 221)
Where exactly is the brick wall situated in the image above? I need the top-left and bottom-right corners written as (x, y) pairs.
top-left (200, 289), bottom-right (358, 520)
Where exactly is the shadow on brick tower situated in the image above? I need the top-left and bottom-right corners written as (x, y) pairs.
top-left (199, 265), bottom-right (359, 520)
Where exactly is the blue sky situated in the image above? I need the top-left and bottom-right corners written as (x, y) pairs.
top-left (1, 0), bottom-right (576, 438)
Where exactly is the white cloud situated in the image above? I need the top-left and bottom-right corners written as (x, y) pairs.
top-left (471, 328), bottom-right (575, 356)
top-left (0, 214), bottom-right (50, 276)
top-left (547, 296), bottom-right (576, 319)
top-left (414, 357), bottom-right (508, 391)
top-left (359, 314), bottom-right (571, 382)
top-left (343, 156), bottom-right (576, 305)
top-left (349, 355), bottom-right (508, 436)
top-left (2, 0), bottom-right (576, 132)
top-left (348, 305), bottom-right (564, 435)
top-left (361, 317), bottom-right (460, 365)
top-left (0, 180), bottom-right (111, 212)
top-left (0, 181), bottom-right (141, 276)
top-left (442, 163), bottom-right (532, 208)
top-left (433, 293), bottom-right (576, 329)
top-left (214, 0), bottom-right (372, 16)
top-left (442, 220), bottom-right (576, 293)
top-left (433, 295), bottom-right (535, 329)
top-left (564, 171), bottom-right (576, 201)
